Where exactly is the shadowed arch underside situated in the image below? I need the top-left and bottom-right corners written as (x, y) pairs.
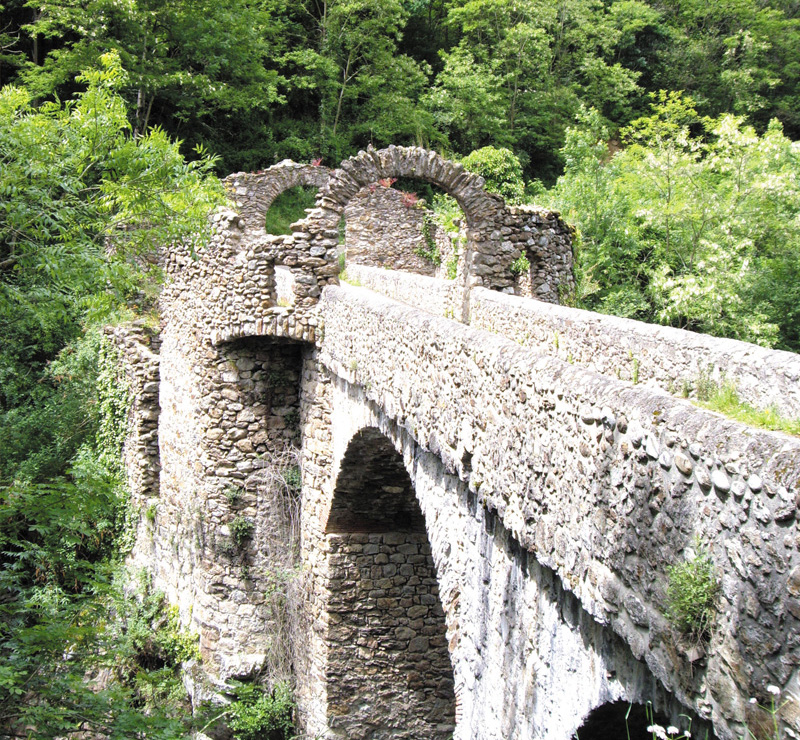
top-left (322, 427), bottom-right (455, 740)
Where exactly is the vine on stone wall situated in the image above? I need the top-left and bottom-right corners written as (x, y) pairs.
top-left (96, 336), bottom-right (135, 549)
top-left (416, 212), bottom-right (441, 266)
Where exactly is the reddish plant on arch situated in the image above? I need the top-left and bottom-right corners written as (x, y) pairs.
top-left (401, 191), bottom-right (419, 208)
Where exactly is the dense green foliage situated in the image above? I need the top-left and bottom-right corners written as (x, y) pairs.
top-left (264, 185), bottom-right (319, 235)
top-left (1, 0), bottom-right (800, 735)
top-left (543, 96), bottom-right (800, 350)
top-left (3, 0), bottom-right (800, 179)
top-left (0, 53), bottom-right (224, 738)
top-left (222, 681), bottom-right (295, 740)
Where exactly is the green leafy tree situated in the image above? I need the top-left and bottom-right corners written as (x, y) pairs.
top-left (546, 93), bottom-right (800, 350)
top-left (10, 0), bottom-right (285, 171)
top-left (426, 0), bottom-right (652, 180)
top-left (0, 53), bottom-right (224, 736)
top-left (461, 145), bottom-right (525, 203)
top-left (647, 0), bottom-right (800, 136)
top-left (313, 0), bottom-right (434, 159)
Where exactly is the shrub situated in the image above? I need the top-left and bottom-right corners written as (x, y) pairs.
top-left (665, 547), bottom-right (719, 641)
top-left (230, 516), bottom-right (255, 549)
top-left (510, 254), bottom-right (531, 274)
top-left (230, 516), bottom-right (256, 549)
top-left (461, 146), bottom-right (526, 204)
top-left (226, 681), bottom-right (295, 740)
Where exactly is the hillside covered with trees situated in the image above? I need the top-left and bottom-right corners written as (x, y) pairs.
top-left (1, 0), bottom-right (800, 737)
top-left (3, 0), bottom-right (800, 180)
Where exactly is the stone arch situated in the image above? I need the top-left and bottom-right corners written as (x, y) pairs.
top-left (320, 426), bottom-right (456, 739)
top-left (575, 700), bottom-right (672, 740)
top-left (223, 161), bottom-right (330, 233)
top-left (294, 146), bottom-right (508, 313)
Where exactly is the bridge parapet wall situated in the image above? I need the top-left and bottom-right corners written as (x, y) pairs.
top-left (339, 265), bottom-right (800, 419)
top-left (344, 264), bottom-right (460, 318)
top-left (319, 283), bottom-right (800, 740)
top-left (469, 288), bottom-right (800, 418)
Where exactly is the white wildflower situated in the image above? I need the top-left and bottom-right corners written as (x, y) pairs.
top-left (667, 727), bottom-right (680, 736)
top-left (749, 697), bottom-right (758, 704)
top-left (767, 685), bottom-right (781, 696)
top-left (647, 725), bottom-right (668, 740)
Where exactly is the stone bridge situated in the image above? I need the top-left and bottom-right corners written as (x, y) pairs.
top-left (116, 148), bottom-right (800, 740)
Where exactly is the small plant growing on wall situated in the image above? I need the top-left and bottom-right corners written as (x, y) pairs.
top-left (401, 190), bottom-right (420, 208)
top-left (665, 546), bottom-right (719, 642)
top-left (282, 464), bottom-right (301, 495)
top-left (415, 212), bottom-right (441, 265)
top-left (225, 485), bottom-right (243, 506)
top-left (230, 516), bottom-right (255, 550)
top-left (145, 502), bottom-right (157, 523)
top-left (510, 254), bottom-right (530, 274)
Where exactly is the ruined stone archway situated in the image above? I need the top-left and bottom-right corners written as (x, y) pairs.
top-left (223, 161), bottom-right (331, 234)
top-left (320, 426), bottom-right (456, 740)
top-left (293, 146), bottom-right (508, 313)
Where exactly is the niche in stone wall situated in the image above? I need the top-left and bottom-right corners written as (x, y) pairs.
top-left (217, 336), bottom-right (304, 457)
top-left (207, 336), bottom-right (305, 680)
top-left (342, 178), bottom-right (467, 280)
top-left (322, 427), bottom-right (456, 740)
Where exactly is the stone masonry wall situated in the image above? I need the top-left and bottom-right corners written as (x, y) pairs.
top-left (155, 324), bottom-right (307, 684)
top-left (343, 185), bottom-right (438, 275)
top-left (344, 263), bottom-right (459, 319)
top-left (156, 210), bottom-right (314, 685)
top-left (304, 378), bottom-right (712, 740)
top-left (341, 181), bottom-right (574, 302)
top-left (503, 205), bottom-right (574, 302)
top-left (105, 322), bottom-right (162, 573)
top-left (294, 347), bottom-right (334, 735)
top-left (325, 531), bottom-right (455, 739)
top-left (104, 321), bottom-right (161, 502)
top-left (469, 288), bottom-right (800, 418)
top-left (318, 282), bottom-right (800, 740)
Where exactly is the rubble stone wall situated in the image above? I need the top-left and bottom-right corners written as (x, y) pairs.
top-left (469, 288), bottom-right (800, 418)
top-left (155, 323), bottom-right (307, 683)
top-left (343, 185), bottom-right (438, 274)
top-left (325, 531), bottom-right (455, 739)
top-left (340, 181), bottom-right (574, 302)
top-left (104, 322), bottom-right (162, 574)
top-left (343, 263), bottom-right (459, 318)
top-left (502, 205), bottom-right (574, 302)
top-left (295, 377), bottom-right (712, 740)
